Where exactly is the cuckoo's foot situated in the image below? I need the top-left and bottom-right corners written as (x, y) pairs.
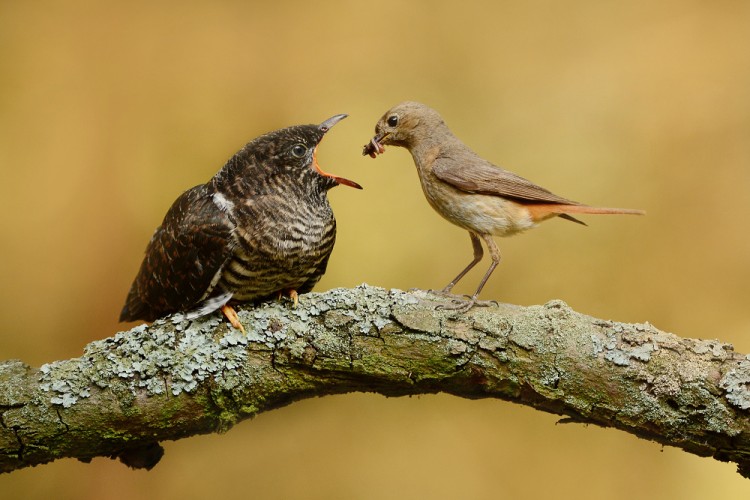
top-left (220, 304), bottom-right (246, 334)
top-left (277, 288), bottom-right (299, 307)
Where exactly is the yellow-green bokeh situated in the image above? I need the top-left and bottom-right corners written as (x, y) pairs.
top-left (1, 1), bottom-right (749, 498)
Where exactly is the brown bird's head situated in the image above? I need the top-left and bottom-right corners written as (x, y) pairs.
top-left (363, 101), bottom-right (446, 158)
top-left (225, 114), bottom-right (362, 191)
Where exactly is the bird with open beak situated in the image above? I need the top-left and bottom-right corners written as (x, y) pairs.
top-left (364, 101), bottom-right (644, 311)
top-left (121, 114), bottom-right (361, 332)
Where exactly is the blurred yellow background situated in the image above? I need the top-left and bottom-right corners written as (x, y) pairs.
top-left (2, 0), bottom-right (749, 498)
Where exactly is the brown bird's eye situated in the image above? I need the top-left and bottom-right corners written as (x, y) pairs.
top-left (387, 115), bottom-right (399, 127)
top-left (291, 144), bottom-right (307, 158)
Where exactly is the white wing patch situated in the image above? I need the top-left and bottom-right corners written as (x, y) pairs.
top-left (212, 192), bottom-right (235, 212)
top-left (185, 290), bottom-right (233, 320)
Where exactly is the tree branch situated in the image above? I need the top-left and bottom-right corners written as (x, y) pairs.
top-left (1, 285), bottom-right (749, 477)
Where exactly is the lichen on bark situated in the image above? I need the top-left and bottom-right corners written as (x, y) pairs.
top-left (1, 284), bottom-right (749, 478)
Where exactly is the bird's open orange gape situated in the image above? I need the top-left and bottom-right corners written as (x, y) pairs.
top-left (364, 101), bottom-right (644, 312)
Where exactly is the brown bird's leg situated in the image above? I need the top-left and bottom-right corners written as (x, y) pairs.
top-left (220, 304), bottom-right (246, 334)
top-left (437, 232), bottom-right (484, 295)
top-left (440, 233), bottom-right (500, 312)
top-left (471, 234), bottom-right (501, 300)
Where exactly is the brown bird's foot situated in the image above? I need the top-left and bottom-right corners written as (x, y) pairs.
top-left (407, 287), bottom-right (459, 301)
top-left (424, 288), bottom-right (469, 303)
top-left (277, 288), bottom-right (299, 307)
top-left (220, 304), bottom-right (246, 334)
top-left (437, 296), bottom-right (498, 313)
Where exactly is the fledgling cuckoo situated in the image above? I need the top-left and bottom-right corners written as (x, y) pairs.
top-left (122, 114), bottom-right (361, 332)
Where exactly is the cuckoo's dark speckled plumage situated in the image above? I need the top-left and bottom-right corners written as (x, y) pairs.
top-left (121, 114), bottom-right (361, 331)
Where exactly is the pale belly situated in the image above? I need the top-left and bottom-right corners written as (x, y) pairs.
top-left (419, 174), bottom-right (536, 237)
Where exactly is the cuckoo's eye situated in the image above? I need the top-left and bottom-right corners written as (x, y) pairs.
top-left (387, 115), bottom-right (399, 127)
top-left (291, 144), bottom-right (307, 158)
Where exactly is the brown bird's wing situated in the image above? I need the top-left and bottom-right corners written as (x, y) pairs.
top-left (432, 155), bottom-right (579, 205)
top-left (120, 185), bottom-right (235, 322)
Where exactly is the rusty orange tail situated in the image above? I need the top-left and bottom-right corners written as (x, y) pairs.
top-left (527, 203), bottom-right (645, 224)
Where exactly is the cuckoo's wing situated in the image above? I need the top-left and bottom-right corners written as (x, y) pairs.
top-left (432, 155), bottom-right (579, 205)
top-left (120, 185), bottom-right (235, 322)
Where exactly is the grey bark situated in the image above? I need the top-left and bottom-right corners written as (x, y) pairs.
top-left (1, 285), bottom-right (749, 477)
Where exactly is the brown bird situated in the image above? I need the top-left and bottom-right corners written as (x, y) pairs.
top-left (363, 101), bottom-right (644, 310)
top-left (121, 114), bottom-right (361, 332)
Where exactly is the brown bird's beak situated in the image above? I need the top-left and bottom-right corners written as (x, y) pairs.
top-left (362, 132), bottom-right (388, 158)
top-left (314, 114), bottom-right (363, 190)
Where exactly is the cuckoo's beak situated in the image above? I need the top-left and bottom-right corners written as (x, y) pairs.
top-left (319, 114), bottom-right (348, 133)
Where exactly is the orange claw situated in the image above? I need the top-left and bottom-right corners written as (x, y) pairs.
top-left (278, 288), bottom-right (299, 307)
top-left (220, 304), bottom-right (245, 334)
